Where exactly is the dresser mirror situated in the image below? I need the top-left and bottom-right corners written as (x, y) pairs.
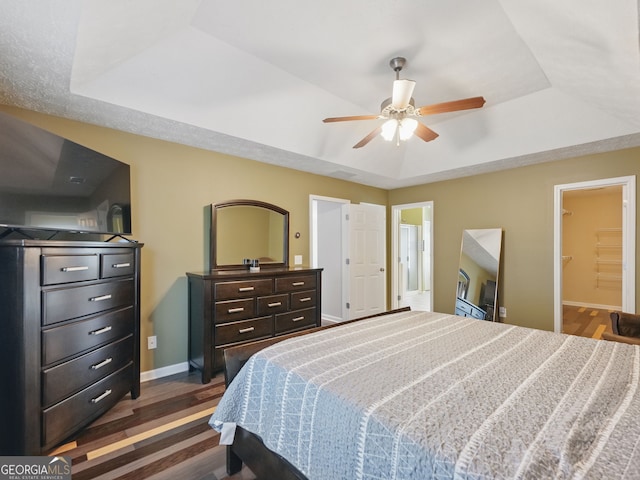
top-left (210, 199), bottom-right (289, 269)
top-left (455, 228), bottom-right (502, 321)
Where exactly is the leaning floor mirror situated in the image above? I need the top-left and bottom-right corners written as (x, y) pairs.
top-left (455, 228), bottom-right (503, 321)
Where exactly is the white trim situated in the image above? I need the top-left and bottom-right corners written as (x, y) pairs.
top-left (562, 300), bottom-right (621, 311)
top-left (554, 176), bottom-right (636, 333)
top-left (140, 362), bottom-right (189, 383)
top-left (321, 313), bottom-right (343, 326)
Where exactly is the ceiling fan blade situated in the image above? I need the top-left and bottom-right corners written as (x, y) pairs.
top-left (417, 96), bottom-right (486, 116)
top-left (323, 114), bottom-right (380, 123)
top-left (353, 126), bottom-right (383, 149)
top-left (392, 79), bottom-right (416, 109)
top-left (414, 122), bottom-right (439, 143)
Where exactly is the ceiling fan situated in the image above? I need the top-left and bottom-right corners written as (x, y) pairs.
top-left (323, 57), bottom-right (486, 149)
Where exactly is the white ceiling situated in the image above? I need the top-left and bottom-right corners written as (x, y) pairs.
top-left (1, 0), bottom-right (639, 189)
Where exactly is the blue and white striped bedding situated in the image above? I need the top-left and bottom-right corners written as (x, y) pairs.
top-left (210, 310), bottom-right (640, 479)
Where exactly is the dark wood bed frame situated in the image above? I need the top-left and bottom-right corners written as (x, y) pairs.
top-left (222, 307), bottom-right (411, 478)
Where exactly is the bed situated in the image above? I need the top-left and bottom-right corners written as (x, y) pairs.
top-left (210, 309), bottom-right (640, 479)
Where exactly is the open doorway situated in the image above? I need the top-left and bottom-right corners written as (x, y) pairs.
top-left (310, 196), bottom-right (387, 324)
top-left (554, 176), bottom-right (636, 334)
top-left (391, 201), bottom-right (433, 311)
top-left (310, 195), bottom-right (349, 325)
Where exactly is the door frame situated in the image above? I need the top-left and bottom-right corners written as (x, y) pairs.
top-left (553, 175), bottom-right (636, 333)
top-left (309, 195), bottom-right (350, 324)
top-left (391, 201), bottom-right (434, 310)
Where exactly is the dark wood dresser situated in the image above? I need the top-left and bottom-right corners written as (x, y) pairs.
top-left (0, 240), bottom-right (143, 455)
top-left (187, 267), bottom-right (322, 383)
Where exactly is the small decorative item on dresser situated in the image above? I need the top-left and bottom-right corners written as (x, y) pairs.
top-left (249, 259), bottom-right (260, 273)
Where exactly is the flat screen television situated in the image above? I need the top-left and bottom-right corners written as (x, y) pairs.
top-left (0, 111), bottom-right (132, 238)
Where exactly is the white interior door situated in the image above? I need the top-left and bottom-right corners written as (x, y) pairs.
top-left (344, 203), bottom-right (386, 320)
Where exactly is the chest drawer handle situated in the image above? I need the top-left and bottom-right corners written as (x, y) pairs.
top-left (268, 302), bottom-right (282, 308)
top-left (299, 297), bottom-right (312, 302)
top-left (89, 294), bottom-right (112, 302)
top-left (61, 266), bottom-right (89, 272)
top-left (91, 389), bottom-right (112, 404)
top-left (238, 286), bottom-right (255, 292)
top-left (239, 327), bottom-right (255, 334)
top-left (292, 282), bottom-right (305, 286)
top-left (228, 307), bottom-right (245, 314)
top-left (112, 262), bottom-right (131, 268)
top-left (91, 357), bottom-right (113, 370)
top-left (292, 316), bottom-right (305, 322)
top-left (89, 326), bottom-right (112, 336)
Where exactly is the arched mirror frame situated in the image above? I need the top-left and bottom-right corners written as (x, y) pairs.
top-left (210, 199), bottom-right (289, 270)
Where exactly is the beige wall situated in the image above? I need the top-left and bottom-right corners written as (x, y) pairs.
top-left (389, 150), bottom-right (640, 331)
top-left (3, 105), bottom-right (640, 371)
top-left (0, 106), bottom-right (387, 372)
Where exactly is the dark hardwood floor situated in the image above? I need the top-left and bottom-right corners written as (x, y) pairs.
top-left (50, 370), bottom-right (256, 480)
top-left (562, 304), bottom-right (613, 339)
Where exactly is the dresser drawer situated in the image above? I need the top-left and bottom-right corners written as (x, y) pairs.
top-left (257, 294), bottom-right (289, 315)
top-left (101, 252), bottom-right (135, 278)
top-left (42, 306), bottom-right (134, 365)
top-left (42, 278), bottom-right (134, 325)
top-left (41, 254), bottom-right (99, 285)
top-left (215, 298), bottom-right (255, 323)
top-left (290, 290), bottom-right (316, 310)
top-left (42, 335), bottom-right (133, 407)
top-left (215, 279), bottom-right (272, 300)
top-left (42, 364), bottom-right (133, 449)
top-left (275, 275), bottom-right (316, 293)
top-left (275, 307), bottom-right (317, 334)
top-left (215, 316), bottom-right (272, 345)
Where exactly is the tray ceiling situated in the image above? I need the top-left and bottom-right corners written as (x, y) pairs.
top-left (1, 0), bottom-right (639, 188)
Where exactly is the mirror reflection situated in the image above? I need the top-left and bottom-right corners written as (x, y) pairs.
top-left (211, 200), bottom-right (289, 269)
top-left (455, 228), bottom-right (502, 321)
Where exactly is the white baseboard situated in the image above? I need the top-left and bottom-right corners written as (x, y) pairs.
top-left (321, 313), bottom-right (343, 326)
top-left (140, 361), bottom-right (190, 383)
top-left (562, 301), bottom-right (621, 311)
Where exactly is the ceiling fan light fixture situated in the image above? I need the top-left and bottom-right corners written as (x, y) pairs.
top-left (399, 118), bottom-right (418, 140)
top-left (381, 119), bottom-right (397, 141)
top-left (391, 79), bottom-right (416, 109)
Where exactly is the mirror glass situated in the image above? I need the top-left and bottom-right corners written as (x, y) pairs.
top-left (455, 228), bottom-right (502, 321)
top-left (211, 200), bottom-right (289, 269)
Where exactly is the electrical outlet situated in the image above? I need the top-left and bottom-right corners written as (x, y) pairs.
top-left (294, 255), bottom-right (303, 265)
top-left (499, 307), bottom-right (507, 318)
top-left (147, 335), bottom-right (157, 350)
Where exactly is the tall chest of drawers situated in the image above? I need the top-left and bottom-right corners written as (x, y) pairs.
top-left (0, 240), bottom-right (143, 455)
top-left (187, 267), bottom-right (322, 383)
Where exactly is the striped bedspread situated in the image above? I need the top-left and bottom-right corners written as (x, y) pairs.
top-left (210, 310), bottom-right (640, 479)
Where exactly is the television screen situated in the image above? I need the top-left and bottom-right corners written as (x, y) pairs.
top-left (0, 112), bottom-right (132, 236)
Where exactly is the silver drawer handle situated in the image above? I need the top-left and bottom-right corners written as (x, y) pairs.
top-left (292, 282), bottom-right (305, 286)
top-left (299, 297), bottom-right (312, 302)
top-left (239, 327), bottom-right (255, 334)
top-left (112, 262), bottom-right (131, 268)
top-left (91, 389), bottom-right (112, 404)
top-left (292, 316), bottom-right (305, 322)
top-left (91, 357), bottom-right (113, 370)
top-left (89, 326), bottom-right (112, 335)
top-left (268, 302), bottom-right (282, 307)
top-left (238, 286), bottom-right (255, 292)
top-left (228, 307), bottom-right (245, 313)
top-left (61, 266), bottom-right (89, 272)
top-left (89, 294), bottom-right (112, 302)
